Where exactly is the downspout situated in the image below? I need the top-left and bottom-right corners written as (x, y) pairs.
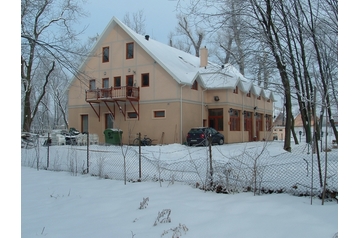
top-left (202, 88), bottom-right (208, 126)
top-left (180, 84), bottom-right (186, 143)
top-left (242, 92), bottom-right (244, 142)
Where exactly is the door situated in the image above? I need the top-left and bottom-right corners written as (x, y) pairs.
top-left (208, 109), bottom-right (223, 131)
top-left (102, 78), bottom-right (109, 97)
top-left (81, 115), bottom-right (88, 133)
top-left (255, 113), bottom-right (262, 140)
top-left (126, 75), bottom-right (134, 96)
top-left (244, 112), bottom-right (253, 141)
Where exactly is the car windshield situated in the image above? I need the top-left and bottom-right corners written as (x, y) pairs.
top-left (189, 128), bottom-right (204, 133)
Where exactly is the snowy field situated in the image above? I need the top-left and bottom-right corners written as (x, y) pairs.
top-left (19, 140), bottom-right (341, 237)
top-left (21, 166), bottom-right (338, 238)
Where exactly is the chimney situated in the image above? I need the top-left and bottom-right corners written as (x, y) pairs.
top-left (200, 47), bottom-right (208, 67)
top-left (145, 35), bottom-right (150, 41)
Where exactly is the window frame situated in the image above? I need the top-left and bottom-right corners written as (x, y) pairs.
top-left (126, 42), bottom-right (134, 59)
top-left (114, 76), bottom-right (121, 88)
top-left (153, 110), bottom-right (166, 119)
top-left (89, 79), bottom-right (96, 90)
top-left (141, 73), bottom-right (150, 87)
top-left (102, 46), bottom-right (109, 63)
top-left (102, 78), bottom-right (109, 88)
top-left (127, 112), bottom-right (138, 119)
top-left (105, 113), bottom-right (114, 129)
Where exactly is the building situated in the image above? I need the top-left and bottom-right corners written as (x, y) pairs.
top-left (67, 17), bottom-right (276, 145)
top-left (272, 112), bottom-right (322, 141)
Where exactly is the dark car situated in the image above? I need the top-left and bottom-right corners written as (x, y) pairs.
top-left (186, 127), bottom-right (224, 146)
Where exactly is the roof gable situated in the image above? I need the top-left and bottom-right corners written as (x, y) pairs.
top-left (74, 17), bottom-right (276, 100)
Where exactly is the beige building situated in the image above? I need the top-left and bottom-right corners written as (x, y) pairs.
top-left (67, 17), bottom-right (276, 145)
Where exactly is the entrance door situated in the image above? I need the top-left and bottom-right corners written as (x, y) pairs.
top-left (208, 109), bottom-right (223, 131)
top-left (81, 115), bottom-right (88, 133)
top-left (126, 75), bottom-right (134, 96)
top-left (244, 112), bottom-right (253, 141)
top-left (102, 78), bottom-right (109, 97)
top-left (255, 113), bottom-right (262, 140)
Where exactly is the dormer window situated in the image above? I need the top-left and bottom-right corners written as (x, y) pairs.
top-left (191, 80), bottom-right (198, 90)
top-left (126, 42), bottom-right (134, 59)
top-left (102, 47), bottom-right (109, 62)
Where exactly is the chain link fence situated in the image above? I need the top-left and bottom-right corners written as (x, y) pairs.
top-left (21, 136), bottom-right (338, 198)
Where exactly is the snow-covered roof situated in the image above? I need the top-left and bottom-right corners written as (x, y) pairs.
top-left (79, 17), bottom-right (276, 101)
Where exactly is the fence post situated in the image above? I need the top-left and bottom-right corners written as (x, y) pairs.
top-left (139, 132), bottom-right (142, 181)
top-left (47, 132), bottom-right (50, 169)
top-left (209, 134), bottom-right (213, 187)
top-left (87, 133), bottom-right (89, 174)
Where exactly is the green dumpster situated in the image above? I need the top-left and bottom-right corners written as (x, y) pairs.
top-left (103, 128), bottom-right (123, 145)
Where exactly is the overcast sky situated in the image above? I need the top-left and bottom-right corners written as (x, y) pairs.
top-left (78, 0), bottom-right (180, 44)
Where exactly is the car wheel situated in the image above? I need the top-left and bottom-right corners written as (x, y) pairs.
top-left (218, 138), bottom-right (224, 145)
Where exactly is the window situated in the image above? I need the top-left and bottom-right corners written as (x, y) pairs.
top-left (267, 99), bottom-right (271, 102)
top-left (89, 79), bottom-right (96, 90)
top-left (114, 76), bottom-right (121, 88)
top-left (81, 115), bottom-right (88, 133)
top-left (102, 47), bottom-right (109, 62)
top-left (105, 113), bottom-right (113, 129)
top-left (230, 109), bottom-right (240, 131)
top-left (102, 78), bottom-right (109, 88)
top-left (142, 73), bottom-right (149, 87)
top-left (191, 80), bottom-right (198, 90)
top-left (154, 110), bottom-right (165, 118)
top-left (257, 95), bottom-right (261, 100)
top-left (246, 90), bottom-right (251, 97)
top-left (233, 86), bottom-right (238, 94)
top-left (126, 42), bottom-right (134, 59)
top-left (127, 112), bottom-right (138, 119)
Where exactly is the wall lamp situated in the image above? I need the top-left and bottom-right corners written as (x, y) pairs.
top-left (214, 96), bottom-right (220, 101)
top-left (254, 106), bottom-right (257, 110)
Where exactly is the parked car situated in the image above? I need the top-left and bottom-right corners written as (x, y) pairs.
top-left (186, 127), bottom-right (224, 146)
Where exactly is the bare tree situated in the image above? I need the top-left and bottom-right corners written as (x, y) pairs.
top-left (21, 0), bottom-right (88, 132)
top-left (169, 14), bottom-right (205, 57)
top-left (122, 9), bottom-right (146, 34)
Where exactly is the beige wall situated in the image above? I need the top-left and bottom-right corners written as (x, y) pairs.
top-left (68, 24), bottom-right (274, 145)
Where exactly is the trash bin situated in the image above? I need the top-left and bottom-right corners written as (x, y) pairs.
top-left (103, 128), bottom-right (123, 145)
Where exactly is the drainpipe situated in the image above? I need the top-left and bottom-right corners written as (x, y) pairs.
top-left (202, 88), bottom-right (208, 126)
top-left (180, 84), bottom-right (186, 143)
top-left (242, 92), bottom-right (244, 142)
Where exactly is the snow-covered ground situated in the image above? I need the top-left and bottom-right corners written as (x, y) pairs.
top-left (21, 166), bottom-right (338, 238)
top-left (19, 141), bottom-right (340, 237)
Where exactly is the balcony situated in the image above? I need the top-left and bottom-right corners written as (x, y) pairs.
top-left (85, 86), bottom-right (140, 120)
top-left (85, 86), bottom-right (140, 102)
